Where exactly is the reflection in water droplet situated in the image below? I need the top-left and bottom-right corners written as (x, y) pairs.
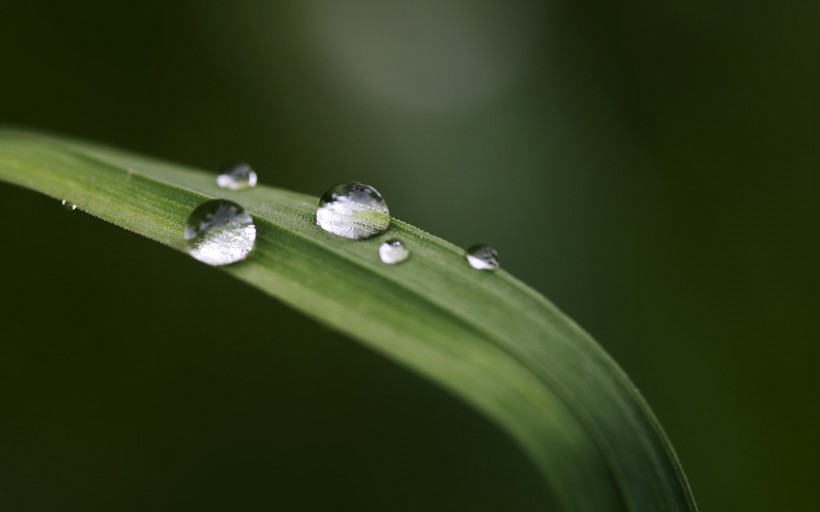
top-left (316, 181), bottom-right (390, 240)
top-left (379, 239), bottom-right (409, 265)
top-left (61, 200), bottom-right (77, 211)
top-left (217, 162), bottom-right (258, 190)
top-left (466, 244), bottom-right (500, 271)
top-left (184, 199), bottom-right (256, 266)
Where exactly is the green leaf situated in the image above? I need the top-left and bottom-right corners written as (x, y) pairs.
top-left (0, 127), bottom-right (697, 511)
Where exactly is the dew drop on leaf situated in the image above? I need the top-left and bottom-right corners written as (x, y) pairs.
top-left (184, 199), bottom-right (256, 266)
top-left (379, 239), bottom-right (409, 265)
top-left (61, 200), bottom-right (77, 211)
top-left (216, 162), bottom-right (257, 191)
top-left (466, 243), bottom-right (500, 271)
top-left (316, 181), bottom-right (390, 240)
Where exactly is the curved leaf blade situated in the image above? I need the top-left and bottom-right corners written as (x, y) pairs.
top-left (0, 128), bottom-right (696, 511)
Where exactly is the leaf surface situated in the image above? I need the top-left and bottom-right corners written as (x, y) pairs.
top-left (0, 128), bottom-right (697, 511)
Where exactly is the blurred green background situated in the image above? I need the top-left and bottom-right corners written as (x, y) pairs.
top-left (1, 1), bottom-right (817, 510)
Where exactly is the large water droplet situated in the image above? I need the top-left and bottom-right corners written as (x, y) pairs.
top-left (465, 244), bottom-right (500, 271)
top-left (316, 181), bottom-right (390, 240)
top-left (184, 199), bottom-right (256, 266)
top-left (379, 239), bottom-right (409, 265)
top-left (217, 162), bottom-right (258, 190)
top-left (61, 200), bottom-right (77, 211)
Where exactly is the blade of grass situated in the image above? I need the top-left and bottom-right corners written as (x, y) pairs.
top-left (0, 127), bottom-right (696, 511)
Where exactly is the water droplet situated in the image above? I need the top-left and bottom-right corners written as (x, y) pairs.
top-left (61, 200), bottom-right (77, 211)
top-left (316, 181), bottom-right (390, 239)
top-left (216, 162), bottom-right (258, 190)
top-left (466, 244), bottom-right (500, 271)
top-left (184, 199), bottom-right (256, 266)
top-left (379, 239), bottom-right (409, 265)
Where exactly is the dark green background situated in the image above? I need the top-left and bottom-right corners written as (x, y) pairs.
top-left (0, 1), bottom-right (817, 510)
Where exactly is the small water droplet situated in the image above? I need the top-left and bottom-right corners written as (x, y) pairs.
top-left (217, 162), bottom-right (258, 190)
top-left (316, 181), bottom-right (390, 240)
top-left (184, 199), bottom-right (256, 266)
top-left (61, 200), bottom-right (77, 211)
top-left (466, 244), bottom-right (500, 271)
top-left (379, 239), bottom-right (409, 265)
